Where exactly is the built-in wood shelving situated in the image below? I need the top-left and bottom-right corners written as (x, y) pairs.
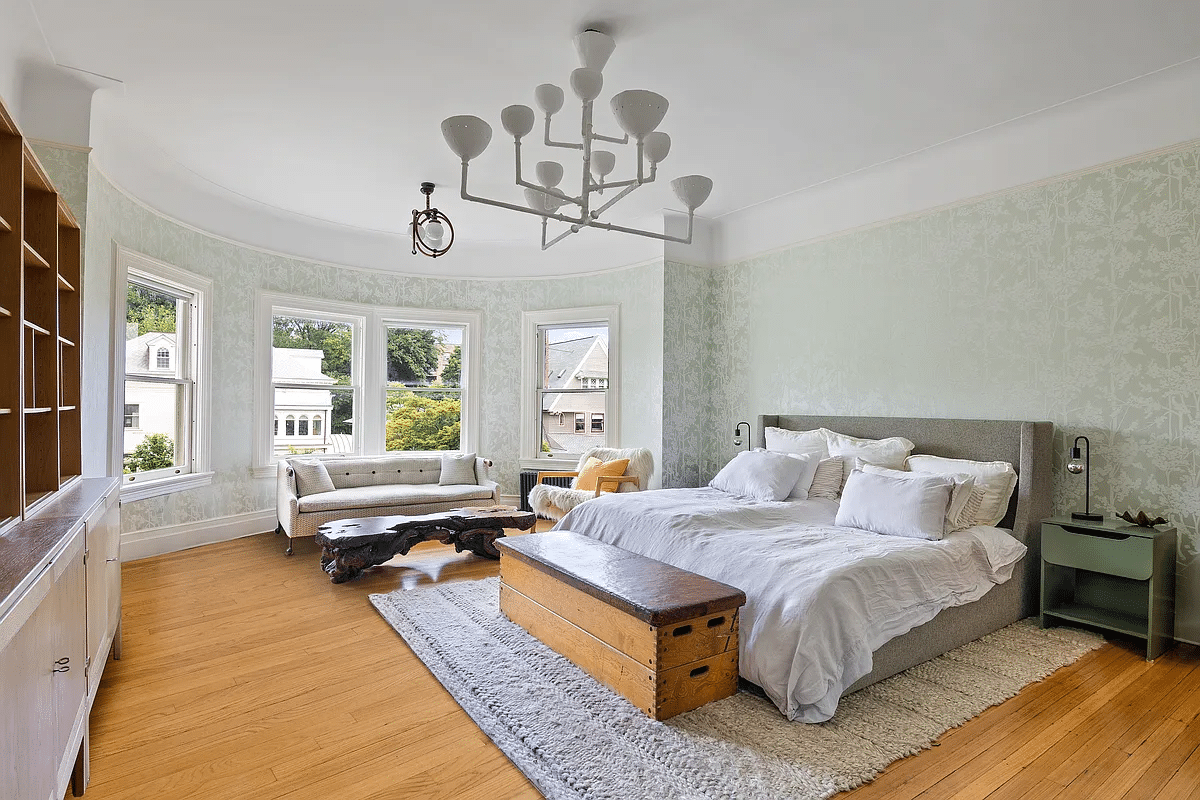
top-left (0, 93), bottom-right (83, 522)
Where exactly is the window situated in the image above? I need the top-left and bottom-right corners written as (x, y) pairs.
top-left (384, 323), bottom-right (465, 452)
top-left (521, 306), bottom-right (619, 465)
top-left (255, 294), bottom-right (480, 474)
top-left (274, 417), bottom-right (279, 435)
top-left (118, 248), bottom-right (211, 498)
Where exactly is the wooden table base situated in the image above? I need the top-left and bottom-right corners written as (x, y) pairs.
top-left (315, 508), bottom-right (536, 583)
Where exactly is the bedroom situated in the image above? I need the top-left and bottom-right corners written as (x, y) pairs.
top-left (0, 0), bottom-right (1197, 798)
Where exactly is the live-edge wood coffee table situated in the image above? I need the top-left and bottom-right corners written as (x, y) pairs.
top-left (315, 507), bottom-right (535, 583)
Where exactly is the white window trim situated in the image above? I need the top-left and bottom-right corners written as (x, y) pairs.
top-left (519, 305), bottom-right (620, 470)
top-left (112, 246), bottom-right (213, 500)
top-left (252, 292), bottom-right (481, 478)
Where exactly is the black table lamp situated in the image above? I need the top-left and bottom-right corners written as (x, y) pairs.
top-left (1066, 435), bottom-right (1103, 522)
top-left (733, 421), bottom-right (751, 452)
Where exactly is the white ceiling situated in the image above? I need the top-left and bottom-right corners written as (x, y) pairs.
top-left (27, 0), bottom-right (1200, 277)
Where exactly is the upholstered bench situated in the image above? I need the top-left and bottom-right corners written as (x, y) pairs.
top-left (495, 531), bottom-right (746, 720)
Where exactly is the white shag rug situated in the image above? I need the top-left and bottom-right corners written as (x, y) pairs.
top-left (370, 578), bottom-right (1103, 800)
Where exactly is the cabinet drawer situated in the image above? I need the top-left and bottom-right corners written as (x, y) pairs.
top-left (1042, 524), bottom-right (1152, 580)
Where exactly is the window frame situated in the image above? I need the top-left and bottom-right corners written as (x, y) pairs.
top-left (112, 246), bottom-right (213, 501)
top-left (253, 292), bottom-right (481, 477)
top-left (519, 305), bottom-right (620, 469)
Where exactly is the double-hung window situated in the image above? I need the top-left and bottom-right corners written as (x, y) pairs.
top-left (116, 247), bottom-right (212, 499)
top-left (521, 306), bottom-right (619, 466)
top-left (255, 294), bottom-right (479, 473)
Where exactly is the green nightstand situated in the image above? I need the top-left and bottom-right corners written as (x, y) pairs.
top-left (1040, 516), bottom-right (1176, 660)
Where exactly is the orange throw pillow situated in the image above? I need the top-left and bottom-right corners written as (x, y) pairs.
top-left (574, 457), bottom-right (630, 492)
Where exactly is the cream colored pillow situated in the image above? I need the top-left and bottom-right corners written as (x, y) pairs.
top-left (905, 455), bottom-right (1017, 527)
top-left (764, 426), bottom-right (830, 458)
top-left (825, 431), bottom-right (915, 486)
top-left (807, 457), bottom-right (844, 499)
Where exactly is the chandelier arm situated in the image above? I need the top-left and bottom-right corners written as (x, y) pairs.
top-left (590, 131), bottom-right (629, 145)
top-left (585, 211), bottom-right (696, 244)
top-left (578, 100), bottom-right (594, 223)
top-left (589, 182), bottom-right (641, 218)
top-left (543, 225), bottom-right (579, 249)
top-left (543, 116), bottom-right (583, 150)
top-left (458, 162), bottom-right (586, 225)
top-left (513, 140), bottom-right (582, 206)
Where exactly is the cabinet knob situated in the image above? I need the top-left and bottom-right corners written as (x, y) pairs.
top-left (106, 558), bottom-right (119, 563)
top-left (53, 657), bottom-right (70, 673)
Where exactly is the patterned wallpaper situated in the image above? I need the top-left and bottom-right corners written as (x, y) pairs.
top-left (716, 144), bottom-right (1200, 642)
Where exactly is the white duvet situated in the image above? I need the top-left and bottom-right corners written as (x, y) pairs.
top-left (556, 487), bottom-right (1026, 722)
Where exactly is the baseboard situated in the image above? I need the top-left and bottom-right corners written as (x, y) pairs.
top-left (499, 493), bottom-right (519, 507)
top-left (122, 509), bottom-right (276, 562)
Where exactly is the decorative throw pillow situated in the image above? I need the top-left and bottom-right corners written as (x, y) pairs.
top-left (709, 449), bottom-right (808, 502)
top-left (905, 455), bottom-right (1017, 527)
top-left (807, 457), bottom-right (844, 499)
top-left (439, 452), bottom-right (478, 486)
top-left (835, 468), bottom-right (954, 540)
top-left (825, 431), bottom-right (915, 487)
top-left (291, 459), bottom-right (335, 496)
top-left (764, 426), bottom-right (829, 458)
top-left (575, 457), bottom-right (630, 492)
top-left (757, 448), bottom-right (822, 500)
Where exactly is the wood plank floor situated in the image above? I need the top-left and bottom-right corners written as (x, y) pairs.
top-left (81, 528), bottom-right (1200, 800)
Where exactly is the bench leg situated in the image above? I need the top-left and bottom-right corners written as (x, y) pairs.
top-left (285, 539), bottom-right (293, 556)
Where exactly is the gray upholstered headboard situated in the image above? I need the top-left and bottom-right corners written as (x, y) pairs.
top-left (758, 415), bottom-right (1054, 613)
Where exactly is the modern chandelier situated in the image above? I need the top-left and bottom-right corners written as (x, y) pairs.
top-left (439, 29), bottom-right (713, 250)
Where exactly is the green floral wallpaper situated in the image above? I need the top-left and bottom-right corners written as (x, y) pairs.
top-left (716, 144), bottom-right (1200, 642)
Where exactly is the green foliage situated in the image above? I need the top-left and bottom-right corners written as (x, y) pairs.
top-left (387, 328), bottom-right (441, 386)
top-left (124, 433), bottom-right (175, 474)
top-left (287, 446), bottom-right (318, 455)
top-left (273, 316), bottom-right (352, 380)
top-left (385, 392), bottom-right (460, 451)
top-left (127, 285), bottom-right (177, 336)
top-left (440, 345), bottom-right (462, 388)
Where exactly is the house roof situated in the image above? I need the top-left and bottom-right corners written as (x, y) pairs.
top-left (125, 332), bottom-right (176, 375)
top-left (542, 336), bottom-right (607, 413)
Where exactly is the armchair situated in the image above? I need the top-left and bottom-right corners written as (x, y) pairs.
top-left (528, 447), bottom-right (654, 521)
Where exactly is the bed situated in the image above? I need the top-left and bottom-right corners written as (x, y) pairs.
top-left (555, 414), bottom-right (1053, 722)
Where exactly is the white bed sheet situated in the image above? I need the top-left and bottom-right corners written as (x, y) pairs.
top-left (555, 487), bottom-right (1026, 722)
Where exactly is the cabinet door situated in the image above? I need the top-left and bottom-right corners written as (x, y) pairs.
top-left (50, 529), bottom-right (88, 793)
top-left (86, 490), bottom-right (120, 697)
top-left (0, 570), bottom-right (55, 800)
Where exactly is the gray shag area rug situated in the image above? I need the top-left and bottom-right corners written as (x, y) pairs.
top-left (370, 578), bottom-right (1103, 800)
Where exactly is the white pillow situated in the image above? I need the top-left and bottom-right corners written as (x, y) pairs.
top-left (291, 459), bottom-right (335, 496)
top-left (764, 426), bottom-right (829, 458)
top-left (808, 457), bottom-right (844, 499)
top-left (825, 431), bottom-right (915, 486)
top-left (710, 450), bottom-right (808, 502)
top-left (858, 461), bottom-right (978, 535)
top-left (758, 449), bottom-right (821, 500)
top-left (439, 452), bottom-right (478, 486)
top-left (905, 455), bottom-right (1017, 527)
top-left (835, 469), bottom-right (954, 540)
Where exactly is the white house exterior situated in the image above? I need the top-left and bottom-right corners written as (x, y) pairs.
top-left (123, 331), bottom-right (183, 458)
top-left (271, 347), bottom-right (338, 455)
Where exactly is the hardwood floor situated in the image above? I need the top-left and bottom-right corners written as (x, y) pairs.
top-left (82, 528), bottom-right (1200, 800)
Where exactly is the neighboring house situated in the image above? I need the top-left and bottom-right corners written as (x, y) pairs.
top-left (541, 335), bottom-right (608, 453)
top-left (123, 331), bottom-right (181, 457)
top-left (270, 347), bottom-right (338, 455)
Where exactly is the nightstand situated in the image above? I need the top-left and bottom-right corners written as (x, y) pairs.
top-left (1040, 516), bottom-right (1176, 660)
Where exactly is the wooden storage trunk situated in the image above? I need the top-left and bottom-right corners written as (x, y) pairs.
top-left (496, 531), bottom-right (746, 720)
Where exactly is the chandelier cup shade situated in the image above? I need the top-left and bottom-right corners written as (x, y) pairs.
top-left (610, 89), bottom-right (669, 139)
top-left (439, 29), bottom-right (712, 249)
top-left (441, 115), bottom-right (492, 162)
top-left (411, 182), bottom-right (454, 258)
top-left (501, 104), bottom-right (536, 140)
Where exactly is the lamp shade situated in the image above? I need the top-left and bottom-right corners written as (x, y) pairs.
top-left (524, 186), bottom-right (564, 213)
top-left (534, 83), bottom-right (565, 116)
top-left (643, 131), bottom-right (671, 164)
top-left (610, 90), bottom-right (668, 139)
top-left (535, 161), bottom-right (564, 189)
top-left (574, 29), bottom-right (615, 72)
top-left (501, 105), bottom-right (535, 139)
top-left (441, 115), bottom-right (492, 162)
top-left (590, 150), bottom-right (616, 179)
top-left (570, 68), bottom-right (604, 102)
top-left (671, 175), bottom-right (713, 211)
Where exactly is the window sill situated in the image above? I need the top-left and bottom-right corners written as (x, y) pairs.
top-left (120, 471), bottom-right (214, 502)
top-left (519, 457), bottom-right (582, 471)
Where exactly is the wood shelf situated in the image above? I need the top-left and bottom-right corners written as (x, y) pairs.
top-left (58, 405), bottom-right (76, 412)
top-left (24, 407), bottom-right (53, 415)
top-left (0, 212), bottom-right (10, 233)
top-left (58, 335), bottom-right (74, 347)
top-left (57, 273), bottom-right (75, 292)
top-left (0, 304), bottom-right (10, 318)
top-left (23, 319), bottom-right (50, 336)
top-left (23, 241), bottom-right (50, 269)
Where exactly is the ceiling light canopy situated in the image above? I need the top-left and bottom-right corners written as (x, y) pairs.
top-left (439, 29), bottom-right (713, 250)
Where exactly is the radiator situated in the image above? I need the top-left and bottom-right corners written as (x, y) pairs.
top-left (519, 470), bottom-right (574, 513)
